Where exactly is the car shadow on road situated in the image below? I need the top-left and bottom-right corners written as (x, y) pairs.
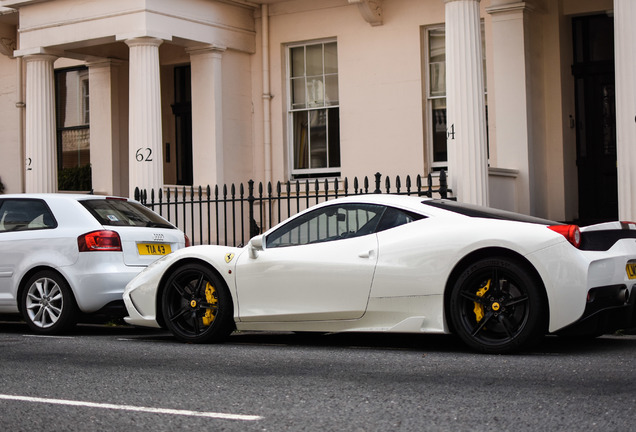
top-left (2, 315), bottom-right (635, 355)
top-left (0, 316), bottom-right (170, 338)
top-left (226, 330), bottom-right (636, 356)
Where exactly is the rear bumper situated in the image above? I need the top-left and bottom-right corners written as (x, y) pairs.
top-left (63, 253), bottom-right (144, 313)
top-left (556, 284), bottom-right (636, 336)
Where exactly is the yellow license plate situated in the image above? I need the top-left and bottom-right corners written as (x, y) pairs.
top-left (137, 243), bottom-right (171, 256)
top-left (626, 262), bottom-right (636, 279)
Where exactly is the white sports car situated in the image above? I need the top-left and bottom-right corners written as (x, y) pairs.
top-left (123, 194), bottom-right (636, 353)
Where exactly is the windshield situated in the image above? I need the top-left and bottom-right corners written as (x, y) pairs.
top-left (81, 199), bottom-right (175, 228)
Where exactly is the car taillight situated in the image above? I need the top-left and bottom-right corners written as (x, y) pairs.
top-left (185, 234), bottom-right (191, 248)
top-left (78, 230), bottom-right (122, 252)
top-left (621, 221), bottom-right (636, 229)
top-left (548, 224), bottom-right (581, 248)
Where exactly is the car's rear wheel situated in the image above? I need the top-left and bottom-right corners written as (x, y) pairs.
top-left (161, 263), bottom-right (234, 343)
top-left (21, 271), bottom-right (77, 334)
top-left (449, 257), bottom-right (547, 354)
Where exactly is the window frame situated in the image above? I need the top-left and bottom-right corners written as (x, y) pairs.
top-left (265, 203), bottom-right (425, 249)
top-left (286, 38), bottom-right (341, 179)
top-left (55, 66), bottom-right (91, 191)
top-left (423, 23), bottom-right (488, 172)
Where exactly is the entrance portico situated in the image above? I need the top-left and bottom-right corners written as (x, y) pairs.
top-left (6, 0), bottom-right (256, 196)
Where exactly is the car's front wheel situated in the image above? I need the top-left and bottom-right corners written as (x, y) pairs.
top-left (449, 257), bottom-right (547, 354)
top-left (21, 271), bottom-right (77, 334)
top-left (161, 263), bottom-right (234, 343)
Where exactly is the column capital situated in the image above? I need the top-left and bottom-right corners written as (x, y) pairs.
top-left (186, 44), bottom-right (227, 57)
top-left (23, 53), bottom-right (58, 64)
top-left (124, 37), bottom-right (164, 49)
top-left (486, 1), bottom-right (534, 15)
top-left (86, 58), bottom-right (124, 70)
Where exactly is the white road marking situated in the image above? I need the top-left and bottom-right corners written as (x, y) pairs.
top-left (0, 394), bottom-right (262, 421)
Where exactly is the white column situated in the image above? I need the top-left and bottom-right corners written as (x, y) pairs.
top-left (24, 54), bottom-right (58, 193)
top-left (126, 37), bottom-right (164, 198)
top-left (444, 0), bottom-right (489, 206)
top-left (486, 1), bottom-right (534, 215)
top-left (187, 45), bottom-right (225, 187)
top-left (615, 0), bottom-right (636, 221)
top-left (88, 60), bottom-right (122, 196)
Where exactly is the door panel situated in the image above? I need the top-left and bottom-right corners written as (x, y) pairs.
top-left (235, 234), bottom-right (378, 322)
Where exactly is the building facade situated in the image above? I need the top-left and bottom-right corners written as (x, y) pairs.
top-left (0, 0), bottom-right (632, 224)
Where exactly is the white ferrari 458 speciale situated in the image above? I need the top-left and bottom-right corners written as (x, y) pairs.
top-left (123, 194), bottom-right (636, 353)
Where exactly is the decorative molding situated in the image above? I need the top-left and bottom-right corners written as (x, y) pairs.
top-left (0, 36), bottom-right (16, 57)
top-left (348, 0), bottom-right (383, 27)
top-left (485, 2), bottom-right (534, 15)
top-left (488, 167), bottom-right (519, 178)
top-left (185, 44), bottom-right (227, 56)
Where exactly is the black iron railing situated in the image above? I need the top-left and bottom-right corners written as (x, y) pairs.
top-left (135, 171), bottom-right (450, 247)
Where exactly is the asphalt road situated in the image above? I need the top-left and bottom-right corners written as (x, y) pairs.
top-left (0, 320), bottom-right (635, 431)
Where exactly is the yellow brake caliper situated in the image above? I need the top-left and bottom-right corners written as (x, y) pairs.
top-left (202, 282), bottom-right (218, 326)
top-left (473, 279), bottom-right (491, 323)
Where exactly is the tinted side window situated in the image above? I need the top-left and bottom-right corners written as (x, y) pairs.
top-left (81, 199), bottom-right (174, 228)
top-left (375, 207), bottom-right (426, 232)
top-left (0, 199), bottom-right (57, 232)
top-left (266, 203), bottom-right (386, 248)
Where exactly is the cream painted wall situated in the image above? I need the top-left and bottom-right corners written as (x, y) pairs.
top-left (221, 49), bottom-right (254, 186)
top-left (264, 0), bottom-right (448, 183)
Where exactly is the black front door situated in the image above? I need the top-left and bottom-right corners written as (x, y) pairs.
top-left (171, 65), bottom-right (193, 186)
top-left (572, 14), bottom-right (617, 225)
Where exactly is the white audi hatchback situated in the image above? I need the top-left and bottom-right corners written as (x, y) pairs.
top-left (0, 194), bottom-right (188, 334)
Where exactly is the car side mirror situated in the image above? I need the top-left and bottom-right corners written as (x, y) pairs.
top-left (248, 235), bottom-right (264, 259)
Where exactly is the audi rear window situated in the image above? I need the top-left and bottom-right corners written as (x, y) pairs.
top-left (422, 200), bottom-right (558, 225)
top-left (81, 199), bottom-right (175, 228)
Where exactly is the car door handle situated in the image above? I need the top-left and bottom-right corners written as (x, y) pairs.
top-left (358, 250), bottom-right (374, 259)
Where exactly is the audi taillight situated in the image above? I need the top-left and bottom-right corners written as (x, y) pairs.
top-left (548, 224), bottom-right (581, 248)
top-left (185, 234), bottom-right (191, 248)
top-left (78, 230), bottom-right (122, 252)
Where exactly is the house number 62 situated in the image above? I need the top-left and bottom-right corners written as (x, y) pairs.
top-left (135, 148), bottom-right (153, 162)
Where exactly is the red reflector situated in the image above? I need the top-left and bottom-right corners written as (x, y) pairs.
top-left (548, 224), bottom-right (581, 248)
top-left (78, 230), bottom-right (122, 252)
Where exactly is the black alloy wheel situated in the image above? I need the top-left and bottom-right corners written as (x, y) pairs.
top-left (161, 263), bottom-right (234, 343)
top-left (449, 257), bottom-right (547, 354)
